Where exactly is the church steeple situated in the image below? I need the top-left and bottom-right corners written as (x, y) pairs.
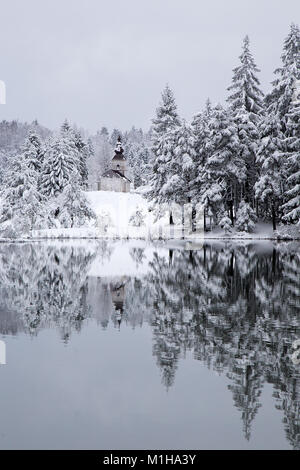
top-left (114, 136), bottom-right (125, 157)
top-left (112, 136), bottom-right (127, 176)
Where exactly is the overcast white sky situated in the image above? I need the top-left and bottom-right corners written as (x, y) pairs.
top-left (0, 0), bottom-right (299, 133)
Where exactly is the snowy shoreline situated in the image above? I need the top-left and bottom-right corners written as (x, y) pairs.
top-left (1, 191), bottom-right (299, 242)
top-left (0, 234), bottom-right (299, 243)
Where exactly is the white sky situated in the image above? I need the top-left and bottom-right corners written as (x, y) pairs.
top-left (0, 0), bottom-right (299, 132)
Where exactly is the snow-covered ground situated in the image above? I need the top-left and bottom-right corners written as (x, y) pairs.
top-left (202, 222), bottom-right (300, 240)
top-left (86, 189), bottom-right (150, 238)
top-left (29, 191), bottom-right (300, 241)
top-left (31, 190), bottom-right (153, 239)
top-left (31, 190), bottom-right (196, 240)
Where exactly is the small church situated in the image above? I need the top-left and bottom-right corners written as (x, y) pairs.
top-left (97, 136), bottom-right (131, 193)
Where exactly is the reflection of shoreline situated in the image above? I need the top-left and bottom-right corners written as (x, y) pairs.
top-left (0, 241), bottom-right (299, 448)
top-left (0, 241), bottom-right (299, 337)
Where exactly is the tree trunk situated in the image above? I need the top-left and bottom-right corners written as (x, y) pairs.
top-left (191, 205), bottom-right (196, 232)
top-left (272, 248), bottom-right (277, 275)
top-left (272, 204), bottom-right (276, 231)
top-left (228, 200), bottom-right (234, 226)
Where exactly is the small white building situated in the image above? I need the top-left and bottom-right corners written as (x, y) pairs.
top-left (97, 137), bottom-right (131, 193)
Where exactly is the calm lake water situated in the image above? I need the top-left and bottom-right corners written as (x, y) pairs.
top-left (0, 240), bottom-right (299, 450)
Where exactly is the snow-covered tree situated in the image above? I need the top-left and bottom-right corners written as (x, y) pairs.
top-left (227, 36), bottom-right (264, 207)
top-left (219, 214), bottom-right (232, 234)
top-left (58, 173), bottom-right (96, 228)
top-left (0, 119), bottom-right (50, 167)
top-left (202, 104), bottom-right (245, 225)
top-left (40, 130), bottom-right (79, 198)
top-left (191, 99), bottom-right (213, 202)
top-left (192, 99), bottom-right (212, 156)
top-left (73, 130), bottom-right (90, 189)
top-left (22, 130), bottom-right (45, 172)
top-left (88, 127), bottom-right (113, 187)
top-left (0, 153), bottom-right (46, 233)
top-left (126, 141), bottom-right (152, 188)
top-left (201, 180), bottom-right (225, 228)
top-left (228, 36), bottom-right (264, 116)
top-left (129, 207), bottom-right (146, 227)
top-left (254, 113), bottom-right (283, 230)
top-left (124, 126), bottom-right (144, 147)
top-left (152, 85), bottom-right (181, 140)
top-left (162, 121), bottom-right (196, 205)
top-left (282, 99), bottom-right (300, 224)
top-left (0, 149), bottom-right (8, 184)
top-left (60, 121), bottom-right (91, 188)
top-left (266, 24), bottom-right (300, 132)
top-left (149, 85), bottom-right (181, 211)
top-left (256, 25), bottom-right (299, 228)
top-left (235, 200), bottom-right (257, 232)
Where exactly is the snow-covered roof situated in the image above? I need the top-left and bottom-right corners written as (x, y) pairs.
top-left (101, 169), bottom-right (131, 182)
top-left (112, 153), bottom-right (126, 161)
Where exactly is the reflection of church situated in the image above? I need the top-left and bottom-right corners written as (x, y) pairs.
top-left (87, 275), bottom-right (129, 329)
top-left (111, 279), bottom-right (126, 313)
top-left (110, 277), bottom-right (128, 328)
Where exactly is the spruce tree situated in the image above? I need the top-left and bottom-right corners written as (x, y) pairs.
top-left (235, 200), bottom-right (257, 232)
top-left (89, 127), bottom-right (112, 186)
top-left (192, 98), bottom-right (212, 155)
top-left (152, 85), bottom-right (181, 140)
top-left (202, 104), bottom-right (245, 225)
top-left (227, 36), bottom-right (264, 116)
top-left (254, 113), bottom-right (283, 230)
top-left (258, 24), bottom-right (299, 228)
top-left (266, 24), bottom-right (300, 132)
top-left (191, 99), bottom-right (213, 228)
top-left (73, 130), bottom-right (89, 189)
top-left (40, 132), bottom-right (78, 198)
top-left (126, 141), bottom-right (151, 188)
top-left (282, 99), bottom-right (300, 224)
top-left (22, 130), bottom-right (44, 172)
top-left (227, 36), bottom-right (264, 207)
top-left (0, 153), bottom-right (45, 232)
top-left (60, 120), bottom-right (90, 188)
top-left (164, 121), bottom-right (195, 205)
top-left (219, 214), bottom-right (232, 234)
top-left (149, 85), bottom-right (181, 223)
top-left (58, 174), bottom-right (96, 228)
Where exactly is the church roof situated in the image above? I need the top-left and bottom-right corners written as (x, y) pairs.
top-left (101, 169), bottom-right (131, 182)
top-left (112, 136), bottom-right (126, 160)
top-left (112, 153), bottom-right (126, 161)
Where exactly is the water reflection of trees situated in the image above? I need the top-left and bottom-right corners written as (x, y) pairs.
top-left (0, 241), bottom-right (299, 447)
top-left (0, 243), bottom-right (97, 341)
top-left (146, 243), bottom-right (300, 448)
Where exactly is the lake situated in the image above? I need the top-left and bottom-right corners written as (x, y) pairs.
top-left (0, 240), bottom-right (299, 450)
